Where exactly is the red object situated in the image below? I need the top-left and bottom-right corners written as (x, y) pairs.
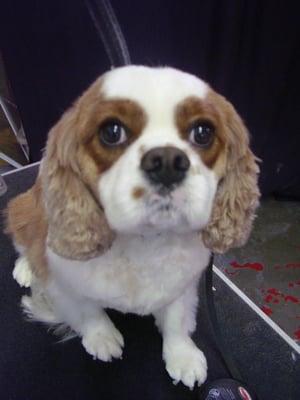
top-left (285, 263), bottom-right (300, 269)
top-left (261, 306), bottom-right (273, 316)
top-left (274, 263), bottom-right (300, 269)
top-left (264, 295), bottom-right (274, 303)
top-left (294, 329), bottom-right (300, 340)
top-left (230, 261), bottom-right (264, 272)
top-left (267, 288), bottom-right (281, 296)
top-left (284, 295), bottom-right (299, 304)
top-left (288, 281), bottom-right (300, 287)
top-left (239, 386), bottom-right (253, 400)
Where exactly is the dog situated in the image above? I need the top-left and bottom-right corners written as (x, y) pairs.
top-left (6, 66), bottom-right (260, 389)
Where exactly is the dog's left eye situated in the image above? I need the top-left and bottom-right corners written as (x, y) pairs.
top-left (99, 120), bottom-right (128, 146)
top-left (189, 121), bottom-right (215, 147)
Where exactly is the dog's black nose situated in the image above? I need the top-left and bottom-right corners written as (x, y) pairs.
top-left (141, 146), bottom-right (190, 188)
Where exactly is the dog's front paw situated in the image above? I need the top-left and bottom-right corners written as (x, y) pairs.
top-left (163, 336), bottom-right (207, 390)
top-left (13, 257), bottom-right (33, 288)
top-left (82, 323), bottom-right (124, 362)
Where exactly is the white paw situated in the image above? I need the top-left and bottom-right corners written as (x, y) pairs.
top-left (13, 257), bottom-right (33, 288)
top-left (164, 336), bottom-right (207, 390)
top-left (82, 323), bottom-right (124, 362)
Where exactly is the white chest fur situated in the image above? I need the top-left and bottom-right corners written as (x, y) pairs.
top-left (47, 232), bottom-right (210, 315)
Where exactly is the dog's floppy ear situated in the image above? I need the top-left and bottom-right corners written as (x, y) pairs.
top-left (41, 100), bottom-right (115, 260)
top-left (202, 95), bottom-right (260, 253)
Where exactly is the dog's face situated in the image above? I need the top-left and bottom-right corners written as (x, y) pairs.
top-left (42, 66), bottom-right (260, 259)
top-left (99, 67), bottom-right (220, 234)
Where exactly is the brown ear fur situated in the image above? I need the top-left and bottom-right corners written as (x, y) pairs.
top-left (5, 179), bottom-right (48, 279)
top-left (42, 98), bottom-right (115, 260)
top-left (202, 95), bottom-right (260, 253)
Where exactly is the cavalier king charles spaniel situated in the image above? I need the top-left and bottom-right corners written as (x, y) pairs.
top-left (6, 66), bottom-right (260, 389)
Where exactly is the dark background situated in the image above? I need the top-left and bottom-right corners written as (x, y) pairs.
top-left (0, 0), bottom-right (299, 197)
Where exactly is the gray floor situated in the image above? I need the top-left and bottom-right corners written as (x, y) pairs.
top-left (215, 198), bottom-right (300, 344)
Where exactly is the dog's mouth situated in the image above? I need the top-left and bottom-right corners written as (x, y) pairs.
top-left (147, 187), bottom-right (185, 209)
top-left (156, 183), bottom-right (179, 196)
top-left (142, 187), bottom-right (189, 230)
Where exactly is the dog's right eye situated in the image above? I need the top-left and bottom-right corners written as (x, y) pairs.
top-left (99, 120), bottom-right (128, 146)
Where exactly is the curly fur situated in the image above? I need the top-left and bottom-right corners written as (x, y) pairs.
top-left (5, 178), bottom-right (48, 279)
top-left (202, 93), bottom-right (260, 253)
top-left (41, 85), bottom-right (115, 261)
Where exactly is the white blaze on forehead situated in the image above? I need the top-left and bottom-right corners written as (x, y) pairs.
top-left (101, 66), bottom-right (209, 122)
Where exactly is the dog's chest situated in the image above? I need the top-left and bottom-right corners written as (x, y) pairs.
top-left (48, 232), bottom-right (209, 314)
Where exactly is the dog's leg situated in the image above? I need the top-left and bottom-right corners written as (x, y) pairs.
top-left (154, 281), bottom-right (207, 389)
top-left (48, 281), bottom-right (124, 362)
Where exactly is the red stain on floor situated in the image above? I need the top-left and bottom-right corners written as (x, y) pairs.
top-left (230, 261), bottom-right (264, 272)
top-left (285, 263), bottom-right (300, 269)
top-left (288, 281), bottom-right (300, 287)
top-left (261, 306), bottom-right (273, 316)
top-left (264, 294), bottom-right (275, 303)
top-left (267, 288), bottom-right (281, 296)
top-left (294, 329), bottom-right (300, 340)
top-left (284, 295), bottom-right (300, 304)
top-left (273, 263), bottom-right (300, 269)
top-left (263, 287), bottom-right (300, 305)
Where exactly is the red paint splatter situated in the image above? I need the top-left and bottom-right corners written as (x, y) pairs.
top-left (264, 288), bottom-right (281, 303)
top-left (288, 281), bottom-right (300, 287)
top-left (267, 288), bottom-right (281, 296)
top-left (285, 263), bottom-right (300, 269)
top-left (230, 261), bottom-right (264, 272)
top-left (274, 263), bottom-right (300, 269)
top-left (263, 287), bottom-right (300, 304)
top-left (224, 268), bottom-right (239, 276)
top-left (284, 295), bottom-right (300, 304)
top-left (264, 295), bottom-right (274, 303)
top-left (294, 329), bottom-right (300, 340)
top-left (261, 306), bottom-right (273, 316)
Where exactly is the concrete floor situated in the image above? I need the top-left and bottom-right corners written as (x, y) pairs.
top-left (216, 198), bottom-right (300, 344)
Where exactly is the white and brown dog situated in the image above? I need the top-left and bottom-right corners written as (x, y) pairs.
top-left (6, 66), bottom-right (260, 389)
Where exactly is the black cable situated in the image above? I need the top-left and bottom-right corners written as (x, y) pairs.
top-left (85, 0), bottom-right (131, 67)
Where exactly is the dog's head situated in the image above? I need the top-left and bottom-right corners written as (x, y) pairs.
top-left (42, 66), bottom-right (260, 259)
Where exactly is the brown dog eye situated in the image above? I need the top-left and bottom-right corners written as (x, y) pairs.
top-left (189, 121), bottom-right (215, 147)
top-left (99, 120), bottom-right (128, 146)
